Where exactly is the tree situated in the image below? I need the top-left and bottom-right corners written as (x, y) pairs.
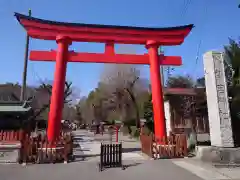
top-left (224, 38), bottom-right (240, 146)
top-left (77, 96), bottom-right (94, 124)
top-left (75, 105), bottom-right (83, 125)
top-left (28, 81), bottom-right (74, 122)
top-left (224, 38), bottom-right (240, 87)
top-left (196, 77), bottom-right (205, 87)
top-left (62, 104), bottom-right (76, 122)
top-left (166, 75), bottom-right (195, 88)
top-left (224, 39), bottom-right (240, 119)
top-left (0, 83), bottom-right (35, 102)
top-left (75, 64), bottom-right (150, 129)
top-left (100, 64), bottom-right (148, 128)
top-left (143, 93), bottom-right (154, 132)
top-left (76, 88), bottom-right (108, 125)
top-left (87, 88), bottom-right (108, 124)
top-left (143, 93), bottom-right (153, 121)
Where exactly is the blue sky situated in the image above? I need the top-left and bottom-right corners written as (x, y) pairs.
top-left (0, 0), bottom-right (239, 96)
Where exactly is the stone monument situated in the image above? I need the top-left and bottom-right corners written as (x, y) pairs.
top-left (199, 51), bottom-right (240, 165)
top-left (203, 51), bottom-right (234, 148)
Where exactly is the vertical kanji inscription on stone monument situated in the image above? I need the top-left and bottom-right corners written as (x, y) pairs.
top-left (203, 51), bottom-right (234, 147)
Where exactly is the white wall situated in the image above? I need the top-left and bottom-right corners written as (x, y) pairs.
top-left (164, 100), bottom-right (171, 136)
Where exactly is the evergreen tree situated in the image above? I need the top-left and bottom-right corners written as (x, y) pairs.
top-left (143, 93), bottom-right (154, 133)
top-left (143, 93), bottom-right (153, 121)
top-left (75, 105), bottom-right (83, 125)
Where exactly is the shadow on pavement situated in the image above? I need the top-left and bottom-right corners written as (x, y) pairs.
top-left (124, 162), bottom-right (142, 169)
top-left (100, 162), bottom-right (142, 172)
top-left (74, 154), bottom-right (99, 162)
top-left (122, 148), bottom-right (141, 153)
top-left (73, 137), bottom-right (84, 141)
top-left (74, 154), bottom-right (99, 158)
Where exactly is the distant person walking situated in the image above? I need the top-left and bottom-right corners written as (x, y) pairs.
top-left (101, 124), bottom-right (104, 135)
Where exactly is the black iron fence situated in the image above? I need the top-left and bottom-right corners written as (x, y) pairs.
top-left (99, 143), bottom-right (125, 171)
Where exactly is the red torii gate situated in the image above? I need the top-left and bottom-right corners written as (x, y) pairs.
top-left (15, 13), bottom-right (193, 141)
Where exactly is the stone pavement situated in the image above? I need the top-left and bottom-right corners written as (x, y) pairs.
top-left (1, 130), bottom-right (240, 180)
top-left (73, 130), bottom-right (147, 162)
top-left (172, 158), bottom-right (240, 180)
top-left (72, 130), bottom-right (240, 180)
top-left (0, 159), bottom-right (204, 180)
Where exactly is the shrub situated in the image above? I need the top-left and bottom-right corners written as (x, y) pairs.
top-left (145, 119), bottom-right (154, 133)
top-left (187, 132), bottom-right (197, 152)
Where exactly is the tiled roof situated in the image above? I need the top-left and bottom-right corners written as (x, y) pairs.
top-left (15, 12), bottom-right (194, 32)
top-left (0, 102), bottom-right (32, 112)
top-left (0, 84), bottom-right (34, 113)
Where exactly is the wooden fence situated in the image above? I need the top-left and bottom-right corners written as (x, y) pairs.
top-left (0, 130), bottom-right (73, 164)
top-left (140, 133), bottom-right (153, 157)
top-left (19, 133), bottom-right (74, 164)
top-left (140, 133), bottom-right (188, 159)
top-left (0, 130), bottom-right (27, 142)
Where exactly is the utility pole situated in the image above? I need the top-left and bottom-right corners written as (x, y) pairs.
top-left (166, 66), bottom-right (170, 82)
top-left (159, 47), bottom-right (165, 87)
top-left (20, 9), bottom-right (31, 101)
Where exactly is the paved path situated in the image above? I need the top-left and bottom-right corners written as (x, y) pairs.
top-left (1, 130), bottom-right (240, 180)
top-left (0, 159), bottom-right (204, 180)
top-left (72, 130), bottom-right (240, 180)
top-left (172, 158), bottom-right (240, 180)
top-left (1, 158), bottom-right (240, 180)
top-left (73, 130), bottom-right (147, 162)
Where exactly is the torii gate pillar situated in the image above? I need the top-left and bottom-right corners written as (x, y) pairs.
top-left (146, 40), bottom-right (166, 138)
top-left (47, 36), bottom-right (71, 141)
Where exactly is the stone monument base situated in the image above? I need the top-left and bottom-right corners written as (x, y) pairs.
top-left (196, 145), bottom-right (240, 166)
top-left (0, 142), bottom-right (21, 163)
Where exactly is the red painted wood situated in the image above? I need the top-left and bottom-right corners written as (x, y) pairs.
top-left (47, 36), bottom-right (71, 142)
top-left (147, 40), bottom-right (167, 138)
top-left (19, 18), bottom-right (192, 36)
top-left (14, 13), bottom-right (193, 141)
top-left (16, 14), bottom-right (192, 45)
top-left (105, 43), bottom-right (115, 54)
top-left (29, 50), bottom-right (182, 66)
top-left (27, 29), bottom-right (185, 45)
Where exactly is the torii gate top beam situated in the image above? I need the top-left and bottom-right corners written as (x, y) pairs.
top-left (15, 13), bottom-right (193, 45)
